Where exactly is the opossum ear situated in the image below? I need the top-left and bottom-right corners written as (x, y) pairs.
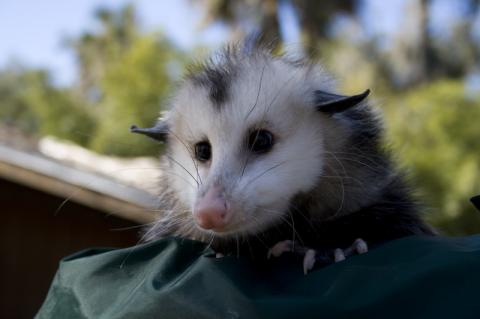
top-left (315, 89), bottom-right (370, 114)
top-left (130, 120), bottom-right (169, 143)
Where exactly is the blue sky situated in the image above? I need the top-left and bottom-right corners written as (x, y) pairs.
top-left (0, 0), bottom-right (474, 86)
top-left (0, 0), bottom-right (228, 85)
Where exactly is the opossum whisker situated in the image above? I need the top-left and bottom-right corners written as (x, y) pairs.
top-left (184, 125), bottom-right (203, 185)
top-left (319, 173), bottom-right (369, 192)
top-left (176, 222), bottom-right (196, 241)
top-left (144, 212), bottom-right (191, 241)
top-left (244, 64), bottom-right (266, 122)
top-left (264, 68), bottom-right (301, 116)
top-left (258, 208), bottom-right (304, 246)
top-left (119, 224), bottom-right (158, 269)
top-left (244, 214), bottom-right (279, 248)
top-left (237, 67), bottom-right (302, 187)
top-left (167, 124), bottom-right (203, 185)
top-left (244, 236), bottom-right (256, 258)
top-left (53, 165), bottom-right (165, 216)
top-left (161, 170), bottom-right (197, 188)
top-left (166, 154), bottom-right (200, 186)
top-left (329, 150), bottom-right (384, 165)
top-left (248, 232), bottom-right (269, 250)
top-left (154, 216), bottom-right (187, 229)
top-left (162, 213), bottom-right (193, 229)
top-left (236, 234), bottom-right (240, 258)
top-left (326, 155), bottom-right (385, 174)
top-left (204, 233), bottom-right (216, 253)
top-left (110, 221), bottom-right (157, 232)
top-left (289, 209), bottom-right (296, 245)
top-left (322, 160), bottom-right (365, 212)
top-left (323, 151), bottom-right (346, 215)
top-left (238, 64), bottom-right (267, 183)
top-left (288, 203), bottom-right (318, 233)
top-left (239, 156), bottom-right (251, 181)
top-left (242, 161), bottom-right (287, 189)
top-left (323, 152), bottom-right (388, 186)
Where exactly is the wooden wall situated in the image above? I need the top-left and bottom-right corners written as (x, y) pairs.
top-left (0, 178), bottom-right (141, 318)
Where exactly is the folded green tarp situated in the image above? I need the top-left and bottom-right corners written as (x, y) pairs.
top-left (37, 235), bottom-right (480, 319)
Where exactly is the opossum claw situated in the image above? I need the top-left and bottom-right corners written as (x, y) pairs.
top-left (269, 238), bottom-right (369, 273)
top-left (267, 240), bottom-right (293, 259)
top-left (303, 249), bottom-right (316, 275)
top-left (334, 248), bottom-right (346, 262)
top-left (343, 238), bottom-right (369, 257)
top-left (334, 238), bottom-right (369, 263)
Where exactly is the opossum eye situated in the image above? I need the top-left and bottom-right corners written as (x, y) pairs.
top-left (248, 130), bottom-right (274, 153)
top-left (195, 141), bottom-right (211, 162)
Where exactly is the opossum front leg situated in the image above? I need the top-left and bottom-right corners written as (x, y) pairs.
top-left (267, 238), bottom-right (368, 274)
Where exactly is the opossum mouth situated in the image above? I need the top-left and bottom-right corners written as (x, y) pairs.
top-left (196, 223), bottom-right (243, 236)
top-left (196, 213), bottom-right (282, 238)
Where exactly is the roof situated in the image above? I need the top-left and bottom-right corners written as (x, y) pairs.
top-left (0, 140), bottom-right (160, 224)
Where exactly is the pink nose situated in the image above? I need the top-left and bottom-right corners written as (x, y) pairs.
top-left (194, 186), bottom-right (230, 230)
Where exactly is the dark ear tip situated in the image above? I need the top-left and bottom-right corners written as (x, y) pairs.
top-left (129, 122), bottom-right (169, 143)
top-left (471, 195), bottom-right (480, 211)
top-left (316, 88), bottom-right (371, 114)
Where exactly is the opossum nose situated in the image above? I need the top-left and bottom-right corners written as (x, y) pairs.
top-left (194, 187), bottom-right (230, 230)
top-left (195, 206), bottom-right (227, 230)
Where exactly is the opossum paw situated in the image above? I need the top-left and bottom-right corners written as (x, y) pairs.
top-left (353, 238), bottom-right (369, 254)
top-left (267, 240), bottom-right (293, 259)
top-left (334, 238), bottom-right (369, 263)
top-left (268, 241), bottom-right (321, 274)
top-left (268, 238), bottom-right (368, 273)
top-left (303, 249), bottom-right (316, 275)
top-left (334, 248), bottom-right (346, 262)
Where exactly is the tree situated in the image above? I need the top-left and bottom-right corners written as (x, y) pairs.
top-left (0, 65), bottom-right (96, 147)
top-left (67, 4), bottom-right (139, 102)
top-left (62, 5), bottom-right (183, 156)
top-left (196, 0), bottom-right (356, 53)
top-left (23, 71), bottom-right (97, 147)
top-left (1, 4), bottom-right (182, 156)
top-left (89, 35), bottom-right (181, 156)
top-left (384, 80), bottom-right (480, 235)
top-left (0, 65), bottom-right (39, 134)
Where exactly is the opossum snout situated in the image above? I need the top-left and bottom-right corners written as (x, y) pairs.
top-left (193, 185), bottom-right (231, 231)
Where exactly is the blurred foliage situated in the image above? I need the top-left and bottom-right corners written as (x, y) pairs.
top-left (91, 35), bottom-right (180, 156)
top-left (0, 4), bottom-right (181, 156)
top-left (197, 0), bottom-right (356, 52)
top-left (24, 71), bottom-right (97, 147)
top-left (0, 66), bottom-right (40, 134)
top-left (68, 4), bottom-right (182, 156)
top-left (0, 1), bottom-right (479, 235)
top-left (68, 4), bottom-right (139, 102)
top-left (384, 81), bottom-right (480, 234)
top-left (0, 67), bottom-right (96, 146)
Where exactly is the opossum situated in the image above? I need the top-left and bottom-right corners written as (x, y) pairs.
top-left (131, 42), bottom-right (435, 273)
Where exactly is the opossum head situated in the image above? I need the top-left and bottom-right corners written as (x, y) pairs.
top-left (132, 46), bottom-right (369, 240)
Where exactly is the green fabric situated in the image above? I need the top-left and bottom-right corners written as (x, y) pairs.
top-left (37, 236), bottom-right (480, 319)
